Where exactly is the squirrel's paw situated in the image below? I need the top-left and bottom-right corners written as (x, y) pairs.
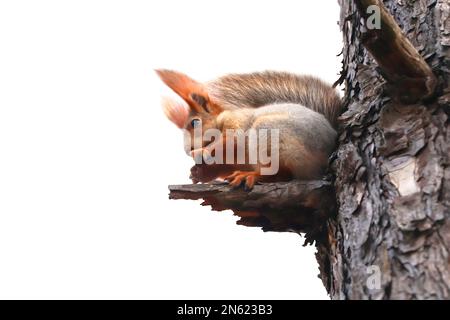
top-left (225, 171), bottom-right (260, 190)
top-left (190, 164), bottom-right (208, 184)
top-left (190, 163), bottom-right (222, 183)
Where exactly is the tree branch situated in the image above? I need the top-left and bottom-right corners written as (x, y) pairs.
top-left (169, 180), bottom-right (336, 244)
top-left (354, 0), bottom-right (437, 103)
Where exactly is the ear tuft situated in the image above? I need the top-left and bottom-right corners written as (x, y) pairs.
top-left (155, 69), bottom-right (207, 113)
top-left (161, 96), bottom-right (189, 128)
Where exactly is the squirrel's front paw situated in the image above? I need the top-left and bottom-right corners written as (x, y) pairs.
top-left (189, 164), bottom-right (203, 184)
top-left (190, 164), bottom-right (239, 184)
top-left (190, 164), bottom-right (216, 184)
top-left (225, 171), bottom-right (260, 190)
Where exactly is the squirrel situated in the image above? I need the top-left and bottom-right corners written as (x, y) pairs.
top-left (156, 69), bottom-right (342, 190)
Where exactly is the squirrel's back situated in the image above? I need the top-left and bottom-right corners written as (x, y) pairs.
top-left (206, 71), bottom-right (342, 128)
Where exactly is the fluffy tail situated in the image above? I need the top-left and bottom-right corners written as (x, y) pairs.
top-left (206, 71), bottom-right (342, 128)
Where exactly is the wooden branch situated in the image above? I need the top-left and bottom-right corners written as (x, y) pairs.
top-left (169, 180), bottom-right (336, 244)
top-left (354, 0), bottom-right (437, 103)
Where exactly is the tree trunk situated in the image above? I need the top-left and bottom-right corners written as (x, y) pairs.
top-left (317, 0), bottom-right (450, 299)
top-left (167, 0), bottom-right (449, 300)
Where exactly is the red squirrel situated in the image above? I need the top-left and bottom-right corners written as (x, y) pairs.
top-left (156, 70), bottom-right (342, 189)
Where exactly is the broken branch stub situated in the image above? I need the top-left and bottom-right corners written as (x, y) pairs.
top-left (354, 0), bottom-right (437, 103)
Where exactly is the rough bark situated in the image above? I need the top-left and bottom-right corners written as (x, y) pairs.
top-left (169, 180), bottom-right (335, 245)
top-left (167, 0), bottom-right (449, 300)
top-left (317, 0), bottom-right (450, 299)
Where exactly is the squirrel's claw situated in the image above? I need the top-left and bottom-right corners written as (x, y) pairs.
top-left (189, 174), bottom-right (199, 184)
top-left (245, 174), bottom-right (256, 190)
top-left (225, 171), bottom-right (259, 190)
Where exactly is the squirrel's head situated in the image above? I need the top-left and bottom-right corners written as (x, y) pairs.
top-left (156, 69), bottom-right (224, 153)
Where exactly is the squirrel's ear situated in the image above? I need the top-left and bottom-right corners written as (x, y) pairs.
top-left (155, 69), bottom-right (222, 115)
top-left (161, 96), bottom-right (189, 128)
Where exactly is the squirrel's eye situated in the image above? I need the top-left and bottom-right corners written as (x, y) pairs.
top-left (190, 119), bottom-right (200, 128)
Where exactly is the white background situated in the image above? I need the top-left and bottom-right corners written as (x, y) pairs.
top-left (0, 0), bottom-right (342, 299)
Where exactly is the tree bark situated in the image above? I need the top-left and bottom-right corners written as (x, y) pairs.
top-left (169, 180), bottom-right (335, 245)
top-left (318, 0), bottom-right (450, 299)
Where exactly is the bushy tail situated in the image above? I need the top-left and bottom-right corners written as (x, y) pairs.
top-left (206, 71), bottom-right (342, 128)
